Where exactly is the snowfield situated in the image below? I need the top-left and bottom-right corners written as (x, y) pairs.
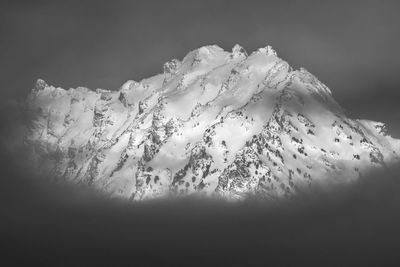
top-left (23, 44), bottom-right (400, 200)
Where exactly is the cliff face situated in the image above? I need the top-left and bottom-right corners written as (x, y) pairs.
top-left (23, 44), bottom-right (400, 200)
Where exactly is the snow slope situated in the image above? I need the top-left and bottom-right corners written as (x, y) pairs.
top-left (23, 44), bottom-right (400, 200)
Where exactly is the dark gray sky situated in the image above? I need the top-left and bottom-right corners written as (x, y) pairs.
top-left (1, 0), bottom-right (400, 137)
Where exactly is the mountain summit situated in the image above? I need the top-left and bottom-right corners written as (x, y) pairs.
top-left (24, 44), bottom-right (400, 200)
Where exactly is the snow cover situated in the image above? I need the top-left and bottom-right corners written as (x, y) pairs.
top-left (23, 44), bottom-right (400, 200)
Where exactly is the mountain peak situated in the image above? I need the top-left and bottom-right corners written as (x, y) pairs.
top-left (256, 45), bottom-right (278, 57)
top-left (33, 78), bottom-right (48, 91)
top-left (20, 44), bottom-right (400, 201)
top-left (231, 44), bottom-right (248, 58)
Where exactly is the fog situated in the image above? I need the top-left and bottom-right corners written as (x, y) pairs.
top-left (1, 144), bottom-right (400, 265)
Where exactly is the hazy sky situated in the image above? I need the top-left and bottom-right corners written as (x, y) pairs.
top-left (1, 0), bottom-right (400, 137)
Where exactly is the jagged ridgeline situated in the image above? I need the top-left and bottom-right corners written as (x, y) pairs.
top-left (24, 44), bottom-right (400, 200)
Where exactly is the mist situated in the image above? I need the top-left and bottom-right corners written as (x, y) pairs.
top-left (1, 142), bottom-right (400, 266)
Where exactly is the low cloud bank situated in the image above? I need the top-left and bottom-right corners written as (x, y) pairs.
top-left (1, 143), bottom-right (400, 266)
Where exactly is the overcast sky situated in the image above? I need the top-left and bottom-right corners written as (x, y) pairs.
top-left (1, 0), bottom-right (400, 136)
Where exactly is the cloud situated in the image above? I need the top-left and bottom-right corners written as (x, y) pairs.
top-left (1, 139), bottom-right (400, 266)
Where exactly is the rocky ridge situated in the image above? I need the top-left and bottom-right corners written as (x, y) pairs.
top-left (23, 44), bottom-right (400, 200)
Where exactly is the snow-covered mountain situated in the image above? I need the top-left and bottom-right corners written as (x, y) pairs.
top-left (23, 44), bottom-right (400, 200)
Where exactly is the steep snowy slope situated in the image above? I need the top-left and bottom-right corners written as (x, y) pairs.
top-left (23, 44), bottom-right (400, 200)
